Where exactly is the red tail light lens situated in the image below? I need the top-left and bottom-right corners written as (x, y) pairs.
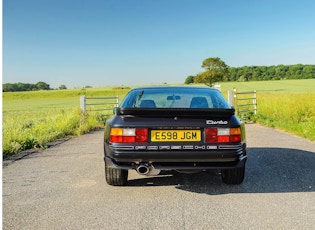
top-left (230, 135), bottom-right (241, 142)
top-left (110, 128), bottom-right (148, 143)
top-left (136, 128), bottom-right (148, 135)
top-left (135, 128), bottom-right (148, 142)
top-left (110, 136), bottom-right (123, 143)
top-left (205, 128), bottom-right (218, 142)
top-left (122, 136), bottom-right (136, 142)
top-left (205, 127), bottom-right (242, 143)
top-left (218, 136), bottom-right (229, 142)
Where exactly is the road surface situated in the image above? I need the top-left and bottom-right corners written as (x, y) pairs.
top-left (3, 124), bottom-right (315, 229)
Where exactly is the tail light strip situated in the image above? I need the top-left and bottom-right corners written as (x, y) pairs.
top-left (110, 128), bottom-right (148, 143)
top-left (110, 127), bottom-right (242, 143)
top-left (205, 128), bottom-right (242, 143)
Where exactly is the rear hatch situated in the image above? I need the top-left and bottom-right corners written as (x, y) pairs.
top-left (112, 108), bottom-right (241, 147)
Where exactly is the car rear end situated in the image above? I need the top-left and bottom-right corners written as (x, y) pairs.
top-left (104, 86), bottom-right (247, 185)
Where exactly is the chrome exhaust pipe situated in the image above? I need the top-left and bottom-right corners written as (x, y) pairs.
top-left (136, 164), bottom-right (151, 175)
top-left (136, 164), bottom-right (161, 176)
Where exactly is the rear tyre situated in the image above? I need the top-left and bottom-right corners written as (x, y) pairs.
top-left (105, 162), bottom-right (128, 186)
top-left (221, 165), bottom-right (245, 185)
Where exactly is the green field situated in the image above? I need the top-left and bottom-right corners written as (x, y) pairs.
top-left (220, 79), bottom-right (315, 93)
top-left (2, 79), bottom-right (315, 157)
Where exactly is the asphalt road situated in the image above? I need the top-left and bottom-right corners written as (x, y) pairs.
top-left (3, 124), bottom-right (315, 230)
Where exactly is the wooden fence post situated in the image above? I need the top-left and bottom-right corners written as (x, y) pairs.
top-left (233, 88), bottom-right (238, 114)
top-left (253, 90), bottom-right (257, 114)
top-left (80, 96), bottom-right (86, 113)
top-left (115, 96), bottom-right (119, 108)
top-left (228, 90), bottom-right (233, 106)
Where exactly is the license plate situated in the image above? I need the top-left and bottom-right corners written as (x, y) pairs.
top-left (151, 130), bottom-right (201, 142)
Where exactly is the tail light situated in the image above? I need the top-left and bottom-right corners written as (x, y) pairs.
top-left (110, 128), bottom-right (148, 143)
top-left (205, 127), bottom-right (242, 143)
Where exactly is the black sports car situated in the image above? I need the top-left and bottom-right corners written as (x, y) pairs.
top-left (104, 86), bottom-right (247, 186)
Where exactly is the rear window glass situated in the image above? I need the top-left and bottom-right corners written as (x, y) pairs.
top-left (120, 87), bottom-right (231, 109)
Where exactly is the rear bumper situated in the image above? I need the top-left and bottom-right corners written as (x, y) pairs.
top-left (104, 144), bottom-right (247, 170)
top-left (104, 155), bottom-right (247, 171)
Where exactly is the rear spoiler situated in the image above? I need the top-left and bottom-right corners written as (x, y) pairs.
top-left (116, 108), bottom-right (235, 118)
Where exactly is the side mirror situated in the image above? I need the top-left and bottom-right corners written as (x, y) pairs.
top-left (113, 107), bottom-right (117, 115)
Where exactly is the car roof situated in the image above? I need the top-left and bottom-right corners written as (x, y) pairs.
top-left (129, 85), bottom-right (216, 91)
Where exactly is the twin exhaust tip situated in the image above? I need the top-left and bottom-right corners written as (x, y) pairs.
top-left (136, 164), bottom-right (160, 176)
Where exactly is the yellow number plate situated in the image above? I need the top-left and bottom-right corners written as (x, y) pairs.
top-left (151, 130), bottom-right (201, 142)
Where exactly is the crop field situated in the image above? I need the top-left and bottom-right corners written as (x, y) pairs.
top-left (2, 79), bottom-right (315, 157)
top-left (221, 79), bottom-right (315, 141)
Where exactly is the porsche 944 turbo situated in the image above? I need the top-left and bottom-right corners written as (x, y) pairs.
top-left (104, 86), bottom-right (247, 186)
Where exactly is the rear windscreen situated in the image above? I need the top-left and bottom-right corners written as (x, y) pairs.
top-left (120, 88), bottom-right (231, 109)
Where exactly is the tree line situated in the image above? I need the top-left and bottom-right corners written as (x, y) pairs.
top-left (2, 82), bottom-right (68, 92)
top-left (3, 60), bottom-right (314, 91)
top-left (226, 64), bottom-right (315, 81)
top-left (185, 58), bottom-right (315, 85)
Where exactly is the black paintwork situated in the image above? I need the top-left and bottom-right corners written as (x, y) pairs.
top-left (104, 86), bottom-right (247, 171)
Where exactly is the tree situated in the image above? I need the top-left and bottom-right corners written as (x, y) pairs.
top-left (196, 57), bottom-right (229, 86)
top-left (36, 81), bottom-right (50, 90)
top-left (3, 83), bottom-right (16, 92)
top-left (3, 82), bottom-right (52, 92)
top-left (303, 65), bottom-right (314, 78)
top-left (59, 85), bottom-right (67, 90)
top-left (184, 75), bottom-right (195, 84)
top-left (201, 57), bottom-right (228, 71)
top-left (185, 63), bottom-right (314, 84)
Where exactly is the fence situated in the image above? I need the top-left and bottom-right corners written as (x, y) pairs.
top-left (80, 96), bottom-right (119, 114)
top-left (228, 88), bottom-right (257, 117)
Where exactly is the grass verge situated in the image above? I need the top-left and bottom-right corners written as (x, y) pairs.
top-left (2, 109), bottom-right (109, 158)
top-left (250, 93), bottom-right (315, 141)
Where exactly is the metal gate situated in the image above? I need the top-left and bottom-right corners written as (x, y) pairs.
top-left (228, 88), bottom-right (257, 117)
top-left (80, 96), bottom-right (119, 114)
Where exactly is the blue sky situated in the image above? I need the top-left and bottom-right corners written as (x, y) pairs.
top-left (3, 0), bottom-right (315, 89)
